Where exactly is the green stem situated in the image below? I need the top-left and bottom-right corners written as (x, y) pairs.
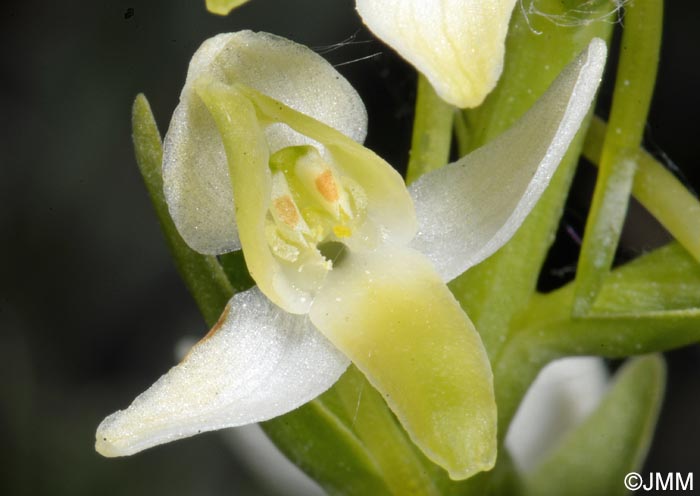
top-left (584, 116), bottom-right (700, 262)
top-left (453, 110), bottom-right (471, 157)
top-left (496, 301), bottom-right (699, 435)
top-left (573, 0), bottom-right (664, 315)
top-left (405, 75), bottom-right (454, 185)
top-left (495, 242), bottom-right (700, 434)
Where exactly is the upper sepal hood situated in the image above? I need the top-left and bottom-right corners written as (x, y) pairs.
top-left (163, 31), bottom-right (369, 256)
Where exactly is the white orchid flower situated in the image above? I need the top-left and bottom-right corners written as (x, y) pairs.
top-left (506, 357), bottom-right (609, 473)
top-left (95, 31), bottom-right (606, 480)
top-left (356, 0), bottom-right (518, 108)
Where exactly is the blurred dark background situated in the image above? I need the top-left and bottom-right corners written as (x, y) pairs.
top-left (1, 1), bottom-right (698, 494)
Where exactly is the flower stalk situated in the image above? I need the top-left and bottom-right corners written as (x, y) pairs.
top-left (405, 75), bottom-right (455, 185)
top-left (573, 0), bottom-right (664, 316)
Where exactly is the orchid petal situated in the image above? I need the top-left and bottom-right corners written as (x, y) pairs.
top-left (196, 81), bottom-right (415, 314)
top-left (163, 31), bottom-right (367, 255)
top-left (206, 0), bottom-right (250, 16)
top-left (506, 357), bottom-right (608, 473)
top-left (95, 287), bottom-right (349, 457)
top-left (410, 38), bottom-right (607, 282)
top-left (356, 0), bottom-right (517, 108)
top-left (309, 246), bottom-right (496, 480)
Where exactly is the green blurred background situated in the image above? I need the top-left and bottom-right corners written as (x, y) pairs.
top-left (1, 1), bottom-right (698, 494)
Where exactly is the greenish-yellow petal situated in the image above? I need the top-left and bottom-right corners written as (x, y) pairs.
top-left (309, 246), bottom-right (497, 480)
top-left (206, 0), bottom-right (250, 16)
top-left (195, 80), bottom-right (316, 314)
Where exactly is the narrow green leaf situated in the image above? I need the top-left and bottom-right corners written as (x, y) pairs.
top-left (261, 392), bottom-right (393, 496)
top-left (131, 94), bottom-right (233, 326)
top-left (573, 0), bottom-right (664, 315)
top-left (205, 0), bottom-right (250, 16)
top-left (315, 368), bottom-right (496, 496)
top-left (331, 367), bottom-right (442, 495)
top-left (526, 355), bottom-right (665, 496)
top-left (518, 243), bottom-right (700, 361)
top-left (530, 242), bottom-right (700, 318)
top-left (496, 305), bottom-right (697, 444)
top-left (527, 308), bottom-right (700, 359)
top-left (405, 75), bottom-right (454, 185)
top-left (584, 116), bottom-right (700, 263)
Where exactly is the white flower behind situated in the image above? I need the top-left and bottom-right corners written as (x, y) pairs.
top-left (356, 0), bottom-right (518, 107)
top-left (506, 357), bottom-right (609, 473)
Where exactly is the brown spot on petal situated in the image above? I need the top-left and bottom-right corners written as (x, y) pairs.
top-left (315, 169), bottom-right (339, 202)
top-left (273, 195), bottom-right (300, 227)
top-left (182, 305), bottom-right (231, 361)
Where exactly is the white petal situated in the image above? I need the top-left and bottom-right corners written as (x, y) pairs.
top-left (506, 357), bottom-right (608, 473)
top-left (410, 38), bottom-right (607, 281)
top-left (95, 287), bottom-right (349, 457)
top-left (357, 0), bottom-right (517, 108)
top-left (163, 31), bottom-right (368, 255)
top-left (163, 95), bottom-right (239, 254)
